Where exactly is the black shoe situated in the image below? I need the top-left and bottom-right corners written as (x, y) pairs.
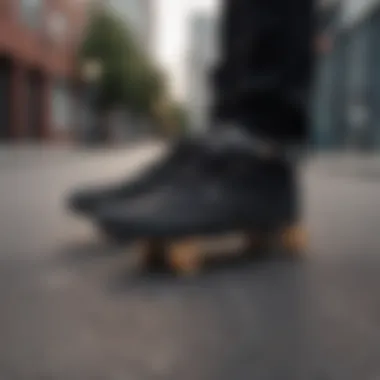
top-left (66, 137), bottom-right (207, 217)
top-left (96, 143), bottom-right (299, 241)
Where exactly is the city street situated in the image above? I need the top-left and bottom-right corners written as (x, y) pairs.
top-left (0, 144), bottom-right (380, 379)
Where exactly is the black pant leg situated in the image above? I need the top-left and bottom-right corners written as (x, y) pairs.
top-left (211, 0), bottom-right (245, 122)
top-left (212, 0), bottom-right (316, 143)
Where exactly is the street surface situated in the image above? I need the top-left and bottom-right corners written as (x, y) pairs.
top-left (0, 144), bottom-right (380, 379)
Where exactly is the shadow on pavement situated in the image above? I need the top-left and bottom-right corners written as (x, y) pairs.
top-left (106, 249), bottom-right (301, 295)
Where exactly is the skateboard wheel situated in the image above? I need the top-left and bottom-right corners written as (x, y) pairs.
top-left (280, 225), bottom-right (307, 255)
top-left (167, 241), bottom-right (202, 276)
top-left (140, 240), bottom-right (167, 270)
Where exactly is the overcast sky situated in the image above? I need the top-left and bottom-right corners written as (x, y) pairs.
top-left (154, 0), bottom-right (218, 100)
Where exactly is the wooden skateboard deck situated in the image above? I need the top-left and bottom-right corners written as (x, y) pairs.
top-left (137, 225), bottom-right (307, 276)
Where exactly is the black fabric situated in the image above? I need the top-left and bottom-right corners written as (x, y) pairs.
top-left (211, 0), bottom-right (316, 143)
top-left (98, 153), bottom-right (298, 239)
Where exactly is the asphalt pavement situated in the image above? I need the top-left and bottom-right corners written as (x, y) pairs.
top-left (0, 144), bottom-right (380, 379)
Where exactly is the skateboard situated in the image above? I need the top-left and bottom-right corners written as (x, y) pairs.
top-left (136, 224), bottom-right (307, 276)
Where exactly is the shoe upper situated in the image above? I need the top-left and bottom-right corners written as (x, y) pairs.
top-left (97, 147), bottom-right (298, 238)
top-left (67, 136), bottom-right (209, 215)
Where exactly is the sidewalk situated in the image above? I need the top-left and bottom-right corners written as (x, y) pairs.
top-left (2, 143), bottom-right (380, 179)
top-left (307, 150), bottom-right (380, 178)
top-left (0, 140), bottom-right (165, 170)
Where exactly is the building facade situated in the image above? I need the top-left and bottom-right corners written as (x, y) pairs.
top-left (0, 0), bottom-right (90, 142)
top-left (313, 0), bottom-right (380, 150)
top-left (186, 12), bottom-right (217, 132)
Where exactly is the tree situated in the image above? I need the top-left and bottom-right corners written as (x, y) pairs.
top-left (80, 7), bottom-right (135, 109)
top-left (79, 6), bottom-right (167, 117)
top-left (128, 59), bottom-right (167, 116)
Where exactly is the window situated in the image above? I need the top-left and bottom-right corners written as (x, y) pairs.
top-left (19, 0), bottom-right (43, 29)
top-left (46, 10), bottom-right (69, 44)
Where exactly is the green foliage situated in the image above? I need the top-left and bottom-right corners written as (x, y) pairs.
top-left (79, 7), bottom-right (167, 115)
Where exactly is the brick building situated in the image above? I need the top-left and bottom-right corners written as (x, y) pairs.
top-left (0, 0), bottom-right (90, 142)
